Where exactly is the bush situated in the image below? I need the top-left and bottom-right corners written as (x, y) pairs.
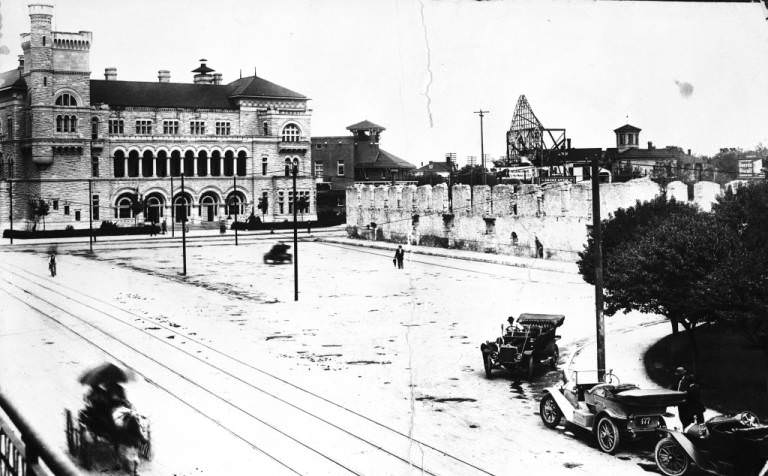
top-left (3, 223), bottom-right (159, 239)
top-left (65, 225), bottom-right (74, 231)
top-left (100, 220), bottom-right (119, 231)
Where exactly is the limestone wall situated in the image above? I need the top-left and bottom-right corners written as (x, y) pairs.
top-left (346, 178), bottom-right (727, 262)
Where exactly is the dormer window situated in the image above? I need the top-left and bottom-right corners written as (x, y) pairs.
top-left (55, 93), bottom-right (77, 107)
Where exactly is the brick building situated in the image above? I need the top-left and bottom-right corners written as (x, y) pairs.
top-left (0, 4), bottom-right (315, 232)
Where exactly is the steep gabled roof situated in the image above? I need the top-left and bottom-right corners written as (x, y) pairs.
top-left (227, 75), bottom-right (306, 99)
top-left (90, 80), bottom-right (235, 108)
top-left (415, 161), bottom-right (452, 173)
top-left (347, 120), bottom-right (385, 131)
top-left (355, 145), bottom-right (415, 169)
top-left (614, 124), bottom-right (641, 133)
top-left (0, 69), bottom-right (26, 92)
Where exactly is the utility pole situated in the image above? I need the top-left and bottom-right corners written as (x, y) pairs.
top-left (170, 175), bottom-right (175, 238)
top-left (591, 152), bottom-right (606, 381)
top-left (8, 179), bottom-right (13, 245)
top-left (446, 153), bottom-right (455, 213)
top-left (474, 109), bottom-right (489, 186)
top-left (180, 173), bottom-right (187, 276)
top-left (88, 179), bottom-right (93, 253)
top-left (233, 174), bottom-right (239, 246)
top-left (468, 155), bottom-right (476, 208)
top-left (292, 162), bottom-right (299, 301)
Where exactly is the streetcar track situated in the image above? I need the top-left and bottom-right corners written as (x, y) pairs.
top-left (1, 259), bottom-right (494, 476)
top-left (0, 277), bottom-right (362, 476)
top-left (0, 285), bottom-right (304, 476)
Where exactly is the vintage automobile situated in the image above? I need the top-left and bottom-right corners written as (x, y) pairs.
top-left (480, 313), bottom-right (564, 379)
top-left (263, 243), bottom-right (292, 264)
top-left (655, 411), bottom-right (768, 475)
top-left (540, 370), bottom-right (687, 454)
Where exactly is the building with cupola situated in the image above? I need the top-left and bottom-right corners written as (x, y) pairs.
top-left (0, 3), bottom-right (315, 232)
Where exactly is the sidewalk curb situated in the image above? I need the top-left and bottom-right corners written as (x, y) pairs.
top-left (315, 236), bottom-right (579, 274)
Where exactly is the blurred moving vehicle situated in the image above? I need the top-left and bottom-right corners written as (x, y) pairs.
top-left (264, 242), bottom-right (292, 264)
top-left (540, 370), bottom-right (686, 454)
top-left (480, 313), bottom-right (564, 379)
top-left (654, 411), bottom-right (768, 476)
top-left (66, 363), bottom-right (151, 475)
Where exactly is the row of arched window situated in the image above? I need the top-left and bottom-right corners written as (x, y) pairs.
top-left (56, 115), bottom-right (77, 133)
top-left (113, 149), bottom-right (247, 178)
top-left (114, 191), bottom-right (247, 223)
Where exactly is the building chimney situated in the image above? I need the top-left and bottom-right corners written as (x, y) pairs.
top-left (566, 138), bottom-right (571, 149)
top-left (104, 67), bottom-right (117, 81)
top-left (647, 141), bottom-right (653, 150)
top-left (687, 149), bottom-right (691, 156)
top-left (158, 70), bottom-right (170, 83)
top-left (212, 73), bottom-right (223, 85)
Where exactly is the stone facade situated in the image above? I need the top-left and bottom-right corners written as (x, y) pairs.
top-left (346, 178), bottom-right (733, 262)
top-left (0, 4), bottom-right (316, 232)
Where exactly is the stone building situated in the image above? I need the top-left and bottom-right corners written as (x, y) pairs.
top-left (606, 124), bottom-right (690, 180)
top-left (0, 4), bottom-right (315, 232)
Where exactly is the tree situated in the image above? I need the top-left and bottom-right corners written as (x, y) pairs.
top-left (127, 193), bottom-right (145, 225)
top-left (416, 172), bottom-right (446, 186)
top-left (30, 199), bottom-right (50, 231)
top-left (711, 182), bottom-right (768, 361)
top-left (598, 213), bottom-right (739, 367)
top-left (455, 165), bottom-right (497, 187)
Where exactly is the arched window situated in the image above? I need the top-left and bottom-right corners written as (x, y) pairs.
top-left (56, 115), bottom-right (77, 133)
top-left (226, 191), bottom-right (245, 216)
top-left (197, 150), bottom-right (208, 177)
top-left (511, 232), bottom-right (518, 246)
top-left (145, 194), bottom-right (165, 223)
top-left (199, 193), bottom-right (219, 221)
top-left (141, 150), bottom-right (154, 177)
top-left (284, 158), bottom-right (291, 177)
top-left (210, 150), bottom-right (221, 176)
top-left (173, 194), bottom-right (192, 223)
top-left (170, 150), bottom-right (182, 177)
top-left (127, 150), bottom-right (140, 177)
top-left (281, 123), bottom-right (300, 142)
top-left (262, 122), bottom-right (270, 136)
top-left (236, 151), bottom-right (247, 176)
top-left (55, 93), bottom-right (77, 107)
top-left (223, 151), bottom-right (234, 176)
top-left (156, 150), bottom-right (168, 177)
top-left (116, 195), bottom-right (134, 219)
top-left (183, 150), bottom-right (195, 176)
top-left (113, 150), bottom-right (125, 178)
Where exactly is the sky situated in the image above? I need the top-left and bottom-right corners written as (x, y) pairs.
top-left (1, 0), bottom-right (767, 167)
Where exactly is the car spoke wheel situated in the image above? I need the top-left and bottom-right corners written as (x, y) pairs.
top-left (596, 416), bottom-right (621, 454)
top-left (483, 353), bottom-right (493, 379)
top-left (540, 394), bottom-right (562, 429)
top-left (654, 438), bottom-right (690, 476)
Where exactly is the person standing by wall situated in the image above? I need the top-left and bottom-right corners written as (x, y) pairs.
top-left (395, 245), bottom-right (405, 269)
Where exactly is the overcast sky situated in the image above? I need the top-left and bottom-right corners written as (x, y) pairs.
top-left (1, 0), bottom-right (767, 166)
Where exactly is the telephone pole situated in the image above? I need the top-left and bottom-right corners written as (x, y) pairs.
top-left (474, 109), bottom-right (489, 186)
top-left (180, 173), bottom-right (187, 275)
top-left (233, 174), bottom-right (239, 246)
top-left (292, 162), bottom-right (299, 301)
top-left (88, 179), bottom-right (93, 253)
top-left (591, 152), bottom-right (606, 381)
top-left (8, 179), bottom-right (13, 245)
top-left (170, 175), bottom-right (175, 238)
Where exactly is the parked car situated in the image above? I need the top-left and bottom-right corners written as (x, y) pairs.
top-left (480, 313), bottom-right (564, 379)
top-left (264, 243), bottom-right (292, 264)
top-left (654, 411), bottom-right (768, 475)
top-left (540, 370), bottom-right (686, 454)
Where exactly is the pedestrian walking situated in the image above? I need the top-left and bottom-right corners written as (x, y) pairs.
top-left (161, 219), bottom-right (167, 235)
top-left (48, 254), bottom-right (57, 277)
top-left (535, 236), bottom-right (544, 259)
top-left (395, 245), bottom-right (405, 269)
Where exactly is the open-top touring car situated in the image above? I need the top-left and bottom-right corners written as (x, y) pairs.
top-left (480, 313), bottom-right (564, 379)
top-left (540, 369), bottom-right (687, 454)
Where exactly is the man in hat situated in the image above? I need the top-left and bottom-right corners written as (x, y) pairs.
top-left (673, 366), bottom-right (702, 428)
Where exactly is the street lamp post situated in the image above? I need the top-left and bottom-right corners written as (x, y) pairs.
top-left (474, 109), bottom-right (489, 186)
top-left (292, 161), bottom-right (299, 301)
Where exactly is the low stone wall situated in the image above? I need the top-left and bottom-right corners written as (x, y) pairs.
top-left (346, 178), bottom-right (733, 262)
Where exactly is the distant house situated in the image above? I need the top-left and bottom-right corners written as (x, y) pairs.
top-left (311, 120), bottom-right (416, 215)
top-left (414, 160), bottom-right (455, 178)
top-left (605, 124), bottom-right (690, 180)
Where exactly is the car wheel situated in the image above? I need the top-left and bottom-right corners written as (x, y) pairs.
top-left (526, 356), bottom-right (535, 379)
top-left (483, 352), bottom-right (493, 379)
top-left (550, 344), bottom-right (560, 370)
top-left (540, 394), bottom-right (562, 429)
top-left (595, 416), bottom-right (621, 454)
top-left (654, 437), bottom-right (690, 476)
